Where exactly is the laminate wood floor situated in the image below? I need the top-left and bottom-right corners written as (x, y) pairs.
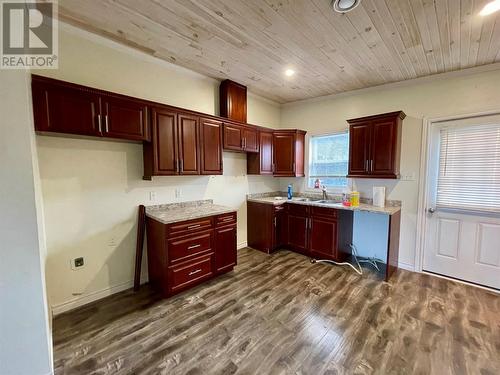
top-left (53, 248), bottom-right (500, 375)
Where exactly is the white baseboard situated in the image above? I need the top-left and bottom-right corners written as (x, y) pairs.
top-left (397, 261), bottom-right (415, 272)
top-left (52, 245), bottom-right (250, 316)
top-left (51, 278), bottom-right (146, 316)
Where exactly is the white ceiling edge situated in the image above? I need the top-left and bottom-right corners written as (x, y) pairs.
top-left (282, 62), bottom-right (500, 107)
top-left (56, 21), bottom-right (281, 108)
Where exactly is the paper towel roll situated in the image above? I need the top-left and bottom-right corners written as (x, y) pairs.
top-left (373, 186), bottom-right (386, 207)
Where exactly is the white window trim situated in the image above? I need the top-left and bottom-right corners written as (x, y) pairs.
top-left (305, 130), bottom-right (351, 193)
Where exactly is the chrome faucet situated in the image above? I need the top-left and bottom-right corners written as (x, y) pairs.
top-left (322, 185), bottom-right (328, 200)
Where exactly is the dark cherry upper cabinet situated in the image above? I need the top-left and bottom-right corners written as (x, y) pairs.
top-left (177, 114), bottom-right (200, 175)
top-left (219, 79), bottom-right (247, 123)
top-left (347, 111), bottom-right (405, 179)
top-left (223, 122), bottom-right (244, 151)
top-left (272, 130), bottom-right (306, 177)
top-left (348, 121), bottom-right (371, 176)
top-left (242, 127), bottom-right (259, 152)
top-left (32, 77), bottom-right (102, 137)
top-left (222, 122), bottom-right (259, 153)
top-left (143, 108), bottom-right (200, 179)
top-left (101, 96), bottom-right (149, 141)
top-left (247, 130), bottom-right (273, 175)
top-left (200, 117), bottom-right (223, 175)
top-left (31, 75), bottom-right (150, 141)
top-left (144, 107), bottom-right (178, 177)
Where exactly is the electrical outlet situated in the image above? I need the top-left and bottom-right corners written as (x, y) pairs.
top-left (149, 191), bottom-right (156, 201)
top-left (175, 188), bottom-right (182, 198)
top-left (71, 257), bottom-right (85, 270)
top-left (400, 172), bottom-right (416, 181)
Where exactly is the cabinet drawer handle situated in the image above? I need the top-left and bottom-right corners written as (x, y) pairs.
top-left (187, 244), bottom-right (201, 250)
top-left (187, 224), bottom-right (201, 229)
top-left (221, 217), bottom-right (233, 222)
top-left (97, 114), bottom-right (102, 132)
top-left (189, 269), bottom-right (202, 276)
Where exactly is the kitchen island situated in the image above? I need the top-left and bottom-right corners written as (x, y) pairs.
top-left (146, 200), bottom-right (237, 297)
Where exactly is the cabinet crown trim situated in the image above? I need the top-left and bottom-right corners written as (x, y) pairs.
top-left (347, 111), bottom-right (406, 124)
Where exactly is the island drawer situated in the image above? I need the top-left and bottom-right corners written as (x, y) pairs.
top-left (168, 232), bottom-right (212, 263)
top-left (216, 212), bottom-right (237, 226)
top-left (168, 254), bottom-right (213, 292)
top-left (168, 217), bottom-right (213, 237)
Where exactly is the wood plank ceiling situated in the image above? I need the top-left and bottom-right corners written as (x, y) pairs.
top-left (55, 0), bottom-right (500, 103)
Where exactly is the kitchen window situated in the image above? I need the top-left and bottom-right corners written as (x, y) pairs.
top-left (308, 132), bottom-right (349, 188)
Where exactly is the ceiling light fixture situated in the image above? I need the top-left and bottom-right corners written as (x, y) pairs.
top-left (332, 0), bottom-right (361, 13)
top-left (285, 69), bottom-right (295, 77)
top-left (480, 0), bottom-right (500, 16)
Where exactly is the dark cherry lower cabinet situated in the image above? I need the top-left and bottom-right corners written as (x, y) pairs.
top-left (146, 212), bottom-right (237, 297)
top-left (247, 202), bottom-right (287, 253)
top-left (247, 202), bottom-right (353, 262)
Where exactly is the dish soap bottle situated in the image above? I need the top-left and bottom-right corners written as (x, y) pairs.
top-left (287, 184), bottom-right (293, 200)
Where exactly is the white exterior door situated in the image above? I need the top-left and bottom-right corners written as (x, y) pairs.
top-left (423, 114), bottom-right (500, 290)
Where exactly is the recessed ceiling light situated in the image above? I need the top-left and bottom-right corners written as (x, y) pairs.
top-left (285, 69), bottom-right (295, 77)
top-left (332, 0), bottom-right (361, 14)
top-left (480, 0), bottom-right (500, 16)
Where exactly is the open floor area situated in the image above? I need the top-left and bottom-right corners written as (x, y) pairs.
top-left (53, 248), bottom-right (500, 375)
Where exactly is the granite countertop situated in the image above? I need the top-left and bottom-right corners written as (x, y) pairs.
top-left (146, 200), bottom-right (235, 224)
top-left (247, 192), bottom-right (401, 215)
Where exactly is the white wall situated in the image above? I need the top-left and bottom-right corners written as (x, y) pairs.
top-left (280, 68), bottom-right (500, 269)
top-left (0, 71), bottom-right (52, 375)
top-left (35, 24), bottom-right (282, 313)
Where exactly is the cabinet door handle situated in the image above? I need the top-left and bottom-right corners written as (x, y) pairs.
top-left (176, 159), bottom-right (180, 173)
top-left (189, 269), bottom-right (202, 276)
top-left (105, 115), bottom-right (109, 133)
top-left (188, 244), bottom-right (201, 250)
top-left (292, 162), bottom-right (296, 172)
top-left (188, 224), bottom-right (201, 229)
top-left (180, 159), bottom-right (183, 173)
top-left (274, 217), bottom-right (277, 227)
top-left (365, 159), bottom-right (368, 172)
top-left (97, 115), bottom-right (102, 133)
top-left (370, 159), bottom-right (374, 172)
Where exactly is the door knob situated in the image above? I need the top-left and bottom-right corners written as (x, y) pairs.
top-left (428, 207), bottom-right (436, 214)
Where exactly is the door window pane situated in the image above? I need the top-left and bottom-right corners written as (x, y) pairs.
top-left (437, 123), bottom-right (500, 212)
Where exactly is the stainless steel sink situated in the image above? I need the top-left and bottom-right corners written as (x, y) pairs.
top-left (316, 200), bottom-right (342, 205)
